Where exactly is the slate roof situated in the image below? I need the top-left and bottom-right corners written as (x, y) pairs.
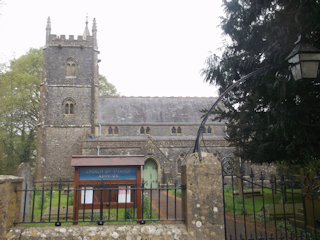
top-left (98, 97), bottom-right (219, 124)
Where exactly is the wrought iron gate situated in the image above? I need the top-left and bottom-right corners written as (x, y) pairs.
top-left (221, 157), bottom-right (320, 240)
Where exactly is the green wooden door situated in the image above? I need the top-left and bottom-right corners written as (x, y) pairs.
top-left (143, 159), bottom-right (158, 188)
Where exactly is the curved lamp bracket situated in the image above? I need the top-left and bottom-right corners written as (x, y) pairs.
top-left (193, 65), bottom-right (272, 161)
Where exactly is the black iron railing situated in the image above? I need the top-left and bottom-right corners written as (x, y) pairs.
top-left (222, 158), bottom-right (320, 240)
top-left (16, 181), bottom-right (185, 226)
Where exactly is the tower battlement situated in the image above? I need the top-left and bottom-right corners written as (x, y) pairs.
top-left (47, 34), bottom-right (94, 47)
top-left (45, 17), bottom-right (98, 49)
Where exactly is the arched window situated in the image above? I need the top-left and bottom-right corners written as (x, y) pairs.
top-left (207, 126), bottom-right (212, 134)
top-left (203, 126), bottom-right (206, 133)
top-left (66, 58), bottom-right (77, 78)
top-left (69, 103), bottom-right (74, 114)
top-left (63, 98), bottom-right (75, 115)
top-left (65, 103), bottom-right (69, 114)
top-left (172, 126), bottom-right (182, 135)
top-left (177, 159), bottom-right (181, 173)
top-left (107, 126), bottom-right (119, 135)
top-left (139, 126), bottom-right (151, 135)
top-left (114, 126), bottom-right (119, 134)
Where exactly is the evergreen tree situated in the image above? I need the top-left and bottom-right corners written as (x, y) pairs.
top-left (203, 0), bottom-right (320, 168)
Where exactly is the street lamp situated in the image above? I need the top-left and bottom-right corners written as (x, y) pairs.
top-left (193, 35), bottom-right (320, 160)
top-left (286, 35), bottom-right (320, 81)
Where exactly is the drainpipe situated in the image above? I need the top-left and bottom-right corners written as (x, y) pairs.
top-left (97, 145), bottom-right (100, 156)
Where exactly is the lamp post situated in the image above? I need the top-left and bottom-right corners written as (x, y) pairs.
top-left (193, 36), bottom-right (320, 161)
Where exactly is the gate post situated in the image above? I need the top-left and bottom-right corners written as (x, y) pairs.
top-left (181, 152), bottom-right (225, 240)
top-left (0, 175), bottom-right (23, 238)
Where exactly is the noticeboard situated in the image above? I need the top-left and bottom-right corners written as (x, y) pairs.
top-left (79, 167), bottom-right (137, 180)
top-left (71, 155), bottom-right (145, 225)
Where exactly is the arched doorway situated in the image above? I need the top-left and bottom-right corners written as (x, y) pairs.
top-left (143, 159), bottom-right (158, 188)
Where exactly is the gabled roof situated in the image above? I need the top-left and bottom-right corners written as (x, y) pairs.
top-left (98, 97), bottom-right (218, 124)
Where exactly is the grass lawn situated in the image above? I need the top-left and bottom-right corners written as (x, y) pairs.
top-left (224, 186), bottom-right (303, 218)
top-left (167, 189), bottom-right (182, 198)
top-left (24, 188), bottom-right (158, 226)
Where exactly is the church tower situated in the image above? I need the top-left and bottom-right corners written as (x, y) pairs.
top-left (36, 17), bottom-right (99, 180)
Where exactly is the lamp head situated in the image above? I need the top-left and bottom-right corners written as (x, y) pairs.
top-left (286, 35), bottom-right (320, 80)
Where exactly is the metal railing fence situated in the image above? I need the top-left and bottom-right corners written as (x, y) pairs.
top-left (222, 159), bottom-right (320, 240)
top-left (15, 181), bottom-right (185, 226)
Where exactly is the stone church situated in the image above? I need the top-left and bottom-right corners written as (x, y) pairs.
top-left (35, 18), bottom-right (231, 185)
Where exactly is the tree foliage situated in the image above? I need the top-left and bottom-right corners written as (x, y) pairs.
top-left (203, 0), bottom-right (320, 168)
top-left (0, 48), bottom-right (42, 174)
top-left (99, 75), bottom-right (119, 97)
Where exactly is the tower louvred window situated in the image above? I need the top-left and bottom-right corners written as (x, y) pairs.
top-left (66, 59), bottom-right (77, 77)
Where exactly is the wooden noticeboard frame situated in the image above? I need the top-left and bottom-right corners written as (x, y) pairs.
top-left (71, 155), bottom-right (145, 225)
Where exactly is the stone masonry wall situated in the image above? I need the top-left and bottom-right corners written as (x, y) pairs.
top-left (81, 137), bottom-right (232, 184)
top-left (0, 176), bottom-right (23, 239)
top-left (6, 224), bottom-right (191, 240)
top-left (37, 127), bottom-right (90, 180)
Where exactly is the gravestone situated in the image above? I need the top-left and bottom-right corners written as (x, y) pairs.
top-left (17, 163), bottom-right (33, 222)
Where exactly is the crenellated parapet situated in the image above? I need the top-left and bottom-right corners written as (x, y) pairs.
top-left (45, 16), bottom-right (98, 49)
top-left (47, 34), bottom-right (94, 47)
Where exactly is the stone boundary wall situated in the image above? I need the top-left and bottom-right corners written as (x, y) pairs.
top-left (0, 175), bottom-right (23, 239)
top-left (3, 153), bottom-right (226, 239)
top-left (6, 224), bottom-right (190, 240)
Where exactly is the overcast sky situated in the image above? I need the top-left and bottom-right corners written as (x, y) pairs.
top-left (0, 0), bottom-right (225, 97)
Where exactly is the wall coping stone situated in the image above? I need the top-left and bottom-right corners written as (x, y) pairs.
top-left (0, 175), bottom-right (24, 184)
top-left (7, 224), bottom-right (191, 240)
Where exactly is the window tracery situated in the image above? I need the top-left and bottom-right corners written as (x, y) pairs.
top-left (107, 126), bottom-right (119, 135)
top-left (63, 98), bottom-right (76, 115)
top-left (139, 126), bottom-right (151, 135)
top-left (171, 126), bottom-right (182, 135)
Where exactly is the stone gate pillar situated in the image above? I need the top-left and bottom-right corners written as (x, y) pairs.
top-left (0, 175), bottom-right (23, 238)
top-left (181, 152), bottom-right (224, 240)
